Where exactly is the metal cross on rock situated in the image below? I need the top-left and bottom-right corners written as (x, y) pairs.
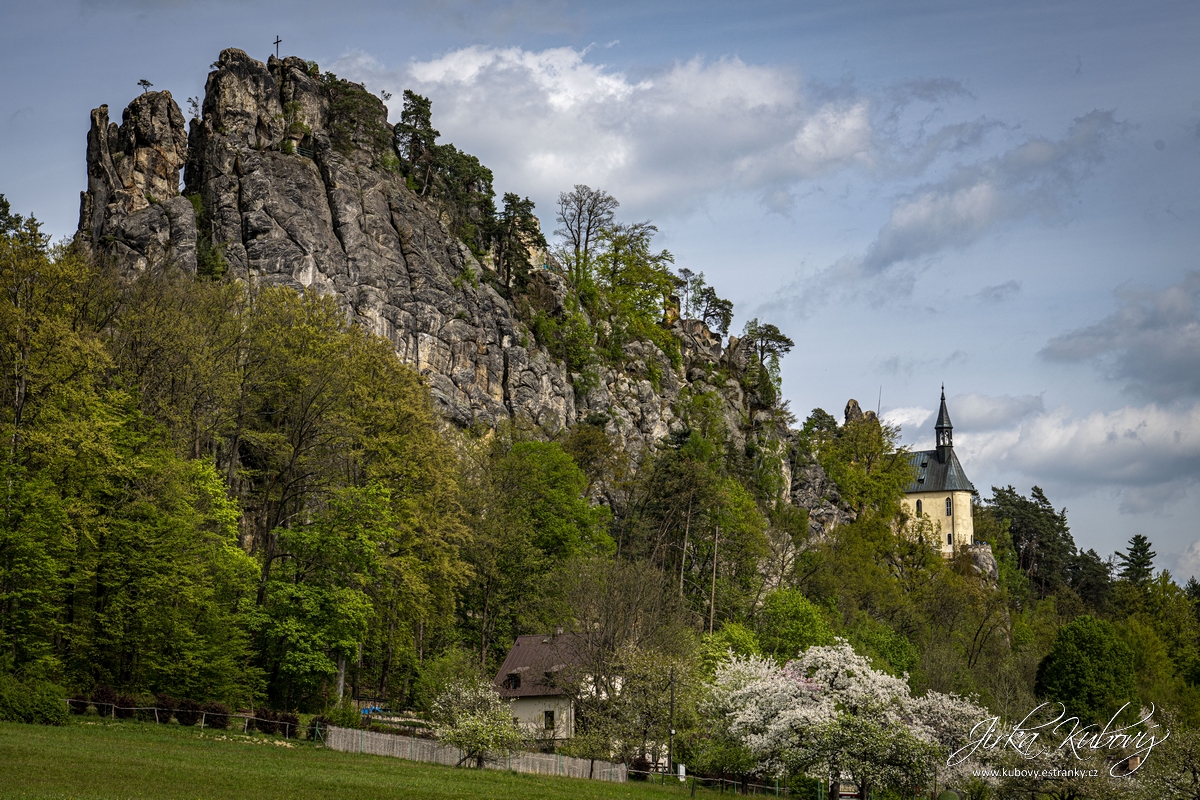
top-left (274, 36), bottom-right (282, 59)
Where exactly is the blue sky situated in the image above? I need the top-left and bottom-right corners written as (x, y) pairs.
top-left (3, 0), bottom-right (1199, 575)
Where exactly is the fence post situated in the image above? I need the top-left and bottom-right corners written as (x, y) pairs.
top-left (200, 712), bottom-right (205, 732)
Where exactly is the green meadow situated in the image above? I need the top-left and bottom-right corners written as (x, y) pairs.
top-left (0, 721), bottom-right (726, 800)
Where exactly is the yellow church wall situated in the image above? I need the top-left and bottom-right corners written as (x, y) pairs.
top-left (901, 490), bottom-right (975, 556)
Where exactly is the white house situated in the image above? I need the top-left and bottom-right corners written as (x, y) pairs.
top-left (493, 633), bottom-right (584, 741)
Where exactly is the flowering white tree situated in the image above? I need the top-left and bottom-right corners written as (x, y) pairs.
top-left (709, 640), bottom-right (995, 796)
top-left (431, 677), bottom-right (524, 768)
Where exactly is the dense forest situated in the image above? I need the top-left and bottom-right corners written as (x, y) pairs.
top-left (3, 87), bottom-right (1200, 799)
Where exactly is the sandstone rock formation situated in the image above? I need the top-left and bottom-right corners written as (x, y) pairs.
top-left (77, 91), bottom-right (195, 274)
top-left (75, 47), bottom-right (853, 534)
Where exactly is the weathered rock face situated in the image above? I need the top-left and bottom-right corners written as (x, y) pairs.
top-left (788, 446), bottom-right (857, 538)
top-left (76, 48), bottom-right (788, 456)
top-left (968, 543), bottom-right (1000, 583)
top-left (77, 91), bottom-right (196, 274)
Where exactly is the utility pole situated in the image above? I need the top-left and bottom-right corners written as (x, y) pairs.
top-left (668, 666), bottom-right (676, 781)
top-left (709, 525), bottom-right (719, 634)
top-left (679, 497), bottom-right (692, 598)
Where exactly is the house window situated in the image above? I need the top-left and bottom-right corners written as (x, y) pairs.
top-left (915, 499), bottom-right (923, 515)
top-left (945, 497), bottom-right (952, 516)
top-left (504, 673), bottom-right (521, 690)
top-left (947, 533), bottom-right (953, 546)
top-left (544, 710), bottom-right (555, 730)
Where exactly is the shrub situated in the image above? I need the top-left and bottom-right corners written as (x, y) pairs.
top-left (629, 754), bottom-right (651, 781)
top-left (115, 694), bottom-right (137, 719)
top-left (134, 694), bottom-right (157, 722)
top-left (325, 699), bottom-right (364, 729)
top-left (155, 694), bottom-right (178, 723)
top-left (253, 707), bottom-right (278, 734)
top-left (0, 675), bottom-right (68, 725)
top-left (278, 711), bottom-right (300, 738)
top-left (69, 693), bottom-right (89, 715)
top-left (201, 701), bottom-right (230, 729)
top-left (307, 714), bottom-right (331, 741)
top-left (91, 685), bottom-right (118, 719)
top-left (176, 698), bottom-right (202, 726)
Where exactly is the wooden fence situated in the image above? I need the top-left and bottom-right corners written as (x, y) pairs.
top-left (323, 726), bottom-right (627, 783)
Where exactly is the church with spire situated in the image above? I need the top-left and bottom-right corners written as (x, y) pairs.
top-left (901, 388), bottom-right (977, 556)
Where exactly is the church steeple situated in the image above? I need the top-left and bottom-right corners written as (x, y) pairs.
top-left (935, 385), bottom-right (953, 463)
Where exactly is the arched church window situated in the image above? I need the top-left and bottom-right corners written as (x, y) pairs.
top-left (916, 499), bottom-right (922, 515)
top-left (945, 497), bottom-right (952, 516)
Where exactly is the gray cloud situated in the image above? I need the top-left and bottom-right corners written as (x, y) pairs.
top-left (858, 110), bottom-right (1122, 276)
top-left (958, 402), bottom-right (1200, 502)
top-left (763, 111), bottom-right (1124, 318)
top-left (875, 349), bottom-right (967, 378)
top-left (950, 392), bottom-right (1043, 430)
top-left (974, 279), bottom-right (1021, 304)
top-left (1041, 271), bottom-right (1200, 402)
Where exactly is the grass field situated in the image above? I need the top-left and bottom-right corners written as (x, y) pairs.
top-left (0, 720), bottom-right (726, 800)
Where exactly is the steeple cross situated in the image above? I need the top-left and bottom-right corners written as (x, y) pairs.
top-left (274, 36), bottom-right (282, 59)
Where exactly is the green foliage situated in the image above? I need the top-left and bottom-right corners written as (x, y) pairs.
top-left (529, 310), bottom-right (596, 376)
top-left (698, 622), bottom-right (760, 675)
top-left (1035, 615), bottom-right (1137, 724)
top-left (986, 485), bottom-right (1076, 597)
top-left (755, 589), bottom-right (834, 661)
top-left (740, 319), bottom-right (794, 406)
top-left (186, 193), bottom-right (227, 279)
top-left (0, 674), bottom-right (67, 725)
top-left (324, 698), bottom-right (365, 728)
top-left (679, 270), bottom-right (733, 335)
top-left (1117, 533), bottom-right (1156, 588)
top-left (494, 193), bottom-right (546, 292)
top-left (413, 647), bottom-right (480, 713)
top-left (809, 409), bottom-right (914, 518)
top-left (320, 71), bottom-right (391, 159)
top-left (495, 442), bottom-right (613, 559)
top-left (392, 91), bottom-right (495, 254)
top-left (249, 485), bottom-right (389, 704)
top-left (847, 616), bottom-right (918, 676)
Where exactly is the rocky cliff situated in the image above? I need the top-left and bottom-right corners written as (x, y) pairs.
top-left (75, 47), bottom-right (851, 538)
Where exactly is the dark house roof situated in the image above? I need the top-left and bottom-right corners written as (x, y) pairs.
top-left (904, 448), bottom-right (976, 494)
top-left (493, 634), bottom-right (588, 699)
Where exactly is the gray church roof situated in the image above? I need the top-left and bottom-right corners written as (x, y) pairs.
top-left (904, 448), bottom-right (976, 493)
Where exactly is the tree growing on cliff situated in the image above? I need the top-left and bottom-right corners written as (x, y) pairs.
top-left (555, 185), bottom-right (618, 286)
top-left (740, 318), bottom-right (794, 407)
top-left (493, 193), bottom-right (546, 292)
top-left (395, 90), bottom-right (439, 194)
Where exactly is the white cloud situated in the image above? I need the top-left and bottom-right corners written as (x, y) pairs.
top-left (881, 406), bottom-right (933, 433)
top-left (333, 46), bottom-right (884, 214)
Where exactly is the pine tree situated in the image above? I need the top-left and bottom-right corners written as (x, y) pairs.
top-left (1116, 534), bottom-right (1156, 588)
